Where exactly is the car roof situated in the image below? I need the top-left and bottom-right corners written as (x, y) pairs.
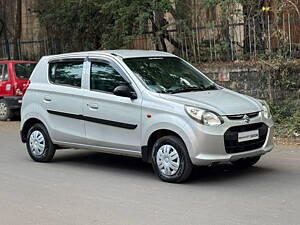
top-left (44, 50), bottom-right (176, 59)
top-left (103, 50), bottom-right (175, 58)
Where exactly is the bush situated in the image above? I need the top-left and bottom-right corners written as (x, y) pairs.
top-left (271, 102), bottom-right (300, 138)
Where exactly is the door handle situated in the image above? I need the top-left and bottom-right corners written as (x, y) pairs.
top-left (43, 96), bottom-right (52, 103)
top-left (87, 103), bottom-right (98, 110)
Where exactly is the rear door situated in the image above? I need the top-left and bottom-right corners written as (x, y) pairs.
top-left (0, 63), bottom-right (13, 97)
top-left (82, 58), bottom-right (142, 153)
top-left (42, 59), bottom-right (85, 144)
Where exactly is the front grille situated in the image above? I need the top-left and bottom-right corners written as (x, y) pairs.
top-left (224, 122), bottom-right (268, 154)
top-left (227, 112), bottom-right (259, 120)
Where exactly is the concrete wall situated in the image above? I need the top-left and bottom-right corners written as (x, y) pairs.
top-left (197, 63), bottom-right (300, 104)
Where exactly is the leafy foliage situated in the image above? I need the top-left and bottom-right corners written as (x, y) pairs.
top-left (272, 104), bottom-right (300, 138)
top-left (37, 0), bottom-right (188, 51)
top-left (37, 0), bottom-right (108, 51)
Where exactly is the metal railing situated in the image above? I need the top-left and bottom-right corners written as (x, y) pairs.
top-left (128, 17), bottom-right (300, 63)
top-left (0, 39), bottom-right (64, 61)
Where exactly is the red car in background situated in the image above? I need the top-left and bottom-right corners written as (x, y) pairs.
top-left (0, 61), bottom-right (37, 121)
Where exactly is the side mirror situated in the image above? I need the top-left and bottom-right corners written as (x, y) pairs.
top-left (113, 85), bottom-right (137, 99)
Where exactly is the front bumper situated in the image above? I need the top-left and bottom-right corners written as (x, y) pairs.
top-left (187, 113), bottom-right (274, 166)
top-left (4, 96), bottom-right (22, 110)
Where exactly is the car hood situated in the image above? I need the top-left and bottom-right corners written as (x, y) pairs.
top-left (160, 89), bottom-right (262, 115)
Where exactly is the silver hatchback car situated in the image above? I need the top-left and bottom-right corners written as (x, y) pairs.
top-left (20, 50), bottom-right (274, 182)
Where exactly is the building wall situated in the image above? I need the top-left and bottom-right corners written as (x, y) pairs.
top-left (0, 0), bottom-right (44, 40)
top-left (0, 0), bottom-right (45, 59)
top-left (20, 0), bottom-right (44, 40)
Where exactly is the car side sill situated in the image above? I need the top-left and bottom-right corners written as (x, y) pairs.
top-left (53, 141), bottom-right (142, 158)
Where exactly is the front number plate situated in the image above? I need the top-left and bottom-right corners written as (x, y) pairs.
top-left (238, 130), bottom-right (259, 142)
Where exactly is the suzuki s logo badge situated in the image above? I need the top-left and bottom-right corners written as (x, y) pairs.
top-left (243, 115), bottom-right (250, 123)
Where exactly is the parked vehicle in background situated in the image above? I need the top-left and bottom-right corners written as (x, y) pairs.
top-left (0, 61), bottom-right (37, 121)
top-left (20, 50), bottom-right (274, 183)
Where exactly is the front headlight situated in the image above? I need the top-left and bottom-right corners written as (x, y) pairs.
top-left (185, 106), bottom-right (223, 126)
top-left (258, 99), bottom-right (271, 119)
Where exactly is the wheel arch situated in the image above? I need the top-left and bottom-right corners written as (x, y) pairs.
top-left (142, 129), bottom-right (188, 163)
top-left (21, 118), bottom-right (45, 143)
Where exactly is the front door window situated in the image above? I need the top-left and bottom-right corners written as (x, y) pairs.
top-left (90, 62), bottom-right (128, 93)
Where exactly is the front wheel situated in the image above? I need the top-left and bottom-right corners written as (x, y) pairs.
top-left (231, 156), bottom-right (261, 169)
top-left (26, 123), bottom-right (56, 162)
top-left (152, 135), bottom-right (193, 183)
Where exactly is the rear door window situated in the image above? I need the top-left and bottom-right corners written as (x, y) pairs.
top-left (49, 61), bottom-right (83, 88)
top-left (14, 63), bottom-right (36, 80)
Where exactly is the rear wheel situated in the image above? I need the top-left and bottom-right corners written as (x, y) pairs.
top-left (231, 156), bottom-right (261, 169)
top-left (0, 99), bottom-right (12, 121)
top-left (152, 135), bottom-right (192, 183)
top-left (26, 123), bottom-right (56, 162)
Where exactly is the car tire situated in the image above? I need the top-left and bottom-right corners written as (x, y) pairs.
top-left (152, 135), bottom-right (193, 183)
top-left (231, 156), bottom-right (261, 169)
top-left (26, 123), bottom-right (56, 162)
top-left (0, 99), bottom-right (12, 121)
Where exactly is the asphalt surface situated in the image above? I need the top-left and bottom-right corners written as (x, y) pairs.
top-left (0, 121), bottom-right (300, 225)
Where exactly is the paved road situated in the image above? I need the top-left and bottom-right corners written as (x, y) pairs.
top-left (0, 121), bottom-right (299, 225)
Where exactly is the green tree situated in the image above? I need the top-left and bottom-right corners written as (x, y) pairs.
top-left (37, 0), bottom-right (187, 51)
top-left (37, 0), bottom-right (107, 51)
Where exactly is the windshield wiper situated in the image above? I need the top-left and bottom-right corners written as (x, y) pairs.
top-left (203, 84), bottom-right (217, 90)
top-left (156, 90), bottom-right (169, 93)
top-left (158, 85), bottom-right (217, 94)
top-left (169, 87), bottom-right (205, 94)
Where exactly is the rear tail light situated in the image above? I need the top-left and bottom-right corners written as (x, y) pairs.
top-left (15, 88), bottom-right (23, 96)
top-left (13, 83), bottom-right (22, 96)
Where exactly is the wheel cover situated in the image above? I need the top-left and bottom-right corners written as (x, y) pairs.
top-left (29, 131), bottom-right (46, 156)
top-left (0, 102), bottom-right (7, 118)
top-left (156, 144), bottom-right (180, 176)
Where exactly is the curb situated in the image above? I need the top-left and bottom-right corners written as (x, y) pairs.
top-left (274, 137), bottom-right (300, 146)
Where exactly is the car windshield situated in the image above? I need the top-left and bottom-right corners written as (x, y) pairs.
top-left (123, 57), bottom-right (217, 93)
top-left (14, 63), bottom-right (37, 80)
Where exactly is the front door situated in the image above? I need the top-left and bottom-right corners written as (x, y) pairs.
top-left (83, 59), bottom-right (142, 153)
